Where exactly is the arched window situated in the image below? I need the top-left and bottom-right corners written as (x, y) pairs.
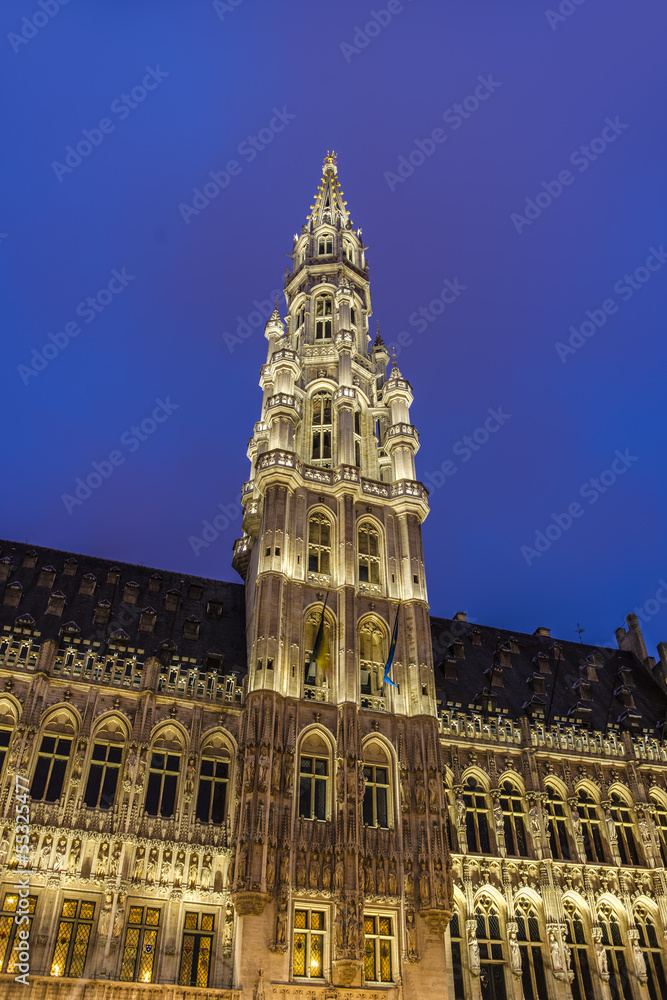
top-left (650, 794), bottom-right (667, 866)
top-left (317, 234), bottom-right (333, 255)
top-left (145, 727), bottom-right (183, 818)
top-left (577, 788), bottom-right (605, 863)
top-left (500, 780), bottom-right (528, 857)
top-left (563, 901), bottom-right (595, 1000)
top-left (598, 903), bottom-right (632, 1000)
top-left (362, 741), bottom-right (391, 829)
top-left (545, 784), bottom-right (570, 860)
top-left (515, 900), bottom-right (547, 1000)
top-left (635, 904), bottom-right (667, 1000)
top-left (315, 296), bottom-right (333, 340)
top-left (359, 619), bottom-right (387, 697)
top-left (294, 305), bottom-right (305, 351)
top-left (307, 513), bottom-right (331, 577)
top-left (303, 607), bottom-right (333, 688)
top-left (610, 791), bottom-right (640, 865)
top-left (463, 776), bottom-right (490, 854)
top-left (30, 712), bottom-right (77, 802)
top-left (474, 895), bottom-right (505, 997)
top-left (196, 735), bottom-right (231, 825)
top-left (298, 731), bottom-right (330, 821)
top-left (312, 393), bottom-right (332, 462)
top-left (358, 524), bottom-right (381, 587)
top-left (84, 717), bottom-right (126, 810)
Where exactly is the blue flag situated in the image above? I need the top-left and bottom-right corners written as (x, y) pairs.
top-left (383, 605), bottom-right (400, 688)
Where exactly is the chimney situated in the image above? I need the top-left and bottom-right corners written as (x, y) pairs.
top-left (453, 611), bottom-right (467, 622)
top-left (534, 626), bottom-right (551, 637)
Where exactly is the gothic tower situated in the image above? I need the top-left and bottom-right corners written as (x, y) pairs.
top-left (231, 154), bottom-right (452, 993)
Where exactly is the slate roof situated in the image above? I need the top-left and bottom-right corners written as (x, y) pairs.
top-left (0, 539), bottom-right (247, 677)
top-left (431, 615), bottom-right (667, 733)
top-left (2, 539), bottom-right (666, 732)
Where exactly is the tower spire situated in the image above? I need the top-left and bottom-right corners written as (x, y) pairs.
top-left (307, 152), bottom-right (352, 228)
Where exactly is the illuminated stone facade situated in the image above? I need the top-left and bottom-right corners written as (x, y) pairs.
top-left (0, 156), bottom-right (666, 999)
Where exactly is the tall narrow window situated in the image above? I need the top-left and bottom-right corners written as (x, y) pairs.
top-left (448, 912), bottom-right (466, 1000)
top-left (564, 903), bottom-right (595, 1000)
top-left (359, 619), bottom-right (386, 697)
top-left (598, 905), bottom-right (633, 1000)
top-left (312, 394), bottom-right (332, 461)
top-left (179, 912), bottom-right (214, 987)
top-left (307, 513), bottom-right (331, 576)
top-left (145, 751), bottom-right (181, 817)
top-left (515, 902), bottom-right (547, 1000)
top-left (475, 897), bottom-right (507, 999)
top-left (464, 777), bottom-right (490, 853)
top-left (363, 753), bottom-right (390, 829)
top-left (318, 235), bottom-right (333, 255)
top-left (120, 906), bottom-right (161, 983)
top-left (50, 899), bottom-right (95, 978)
top-left (578, 789), bottom-right (605, 862)
top-left (358, 525), bottom-right (381, 586)
top-left (635, 905), bottom-right (667, 1000)
top-left (315, 296), bottom-right (333, 340)
top-left (304, 608), bottom-right (332, 686)
top-left (0, 893), bottom-right (37, 974)
top-left (545, 784), bottom-right (570, 859)
top-left (293, 908), bottom-right (326, 979)
top-left (195, 749), bottom-right (229, 824)
top-left (299, 753), bottom-right (328, 820)
top-left (84, 742), bottom-right (123, 809)
top-left (500, 781), bottom-right (528, 857)
top-left (610, 791), bottom-right (640, 865)
top-left (31, 733), bottom-right (72, 801)
top-left (364, 915), bottom-right (394, 983)
top-left (651, 794), bottom-right (667, 866)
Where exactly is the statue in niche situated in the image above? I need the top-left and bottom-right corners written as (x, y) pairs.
top-left (364, 859), bottom-right (374, 894)
top-left (109, 841), bottom-right (122, 878)
top-left (188, 855), bottom-right (199, 889)
top-left (509, 927), bottom-right (522, 976)
top-left (237, 843), bottom-right (248, 882)
top-left (266, 847), bottom-right (276, 888)
top-left (415, 776), bottom-right (426, 813)
top-left (428, 775), bottom-right (439, 812)
top-left (400, 770), bottom-right (410, 812)
top-left (279, 851), bottom-right (289, 884)
top-left (334, 853), bottom-right (344, 890)
top-left (456, 794), bottom-right (467, 828)
top-left (571, 806), bottom-right (583, 839)
top-left (184, 758), bottom-right (196, 800)
top-left (346, 904), bottom-right (357, 955)
top-left (388, 861), bottom-right (397, 896)
top-left (376, 861), bottom-right (386, 895)
top-left (200, 855), bottom-right (212, 890)
top-left (113, 894), bottom-right (125, 938)
top-left (468, 925), bottom-right (480, 976)
top-left (258, 752), bottom-right (270, 791)
top-left (133, 846), bottom-right (145, 882)
top-left (406, 910), bottom-right (417, 960)
top-left (309, 852), bottom-right (319, 889)
top-left (493, 799), bottom-right (504, 834)
top-left (404, 861), bottom-right (414, 897)
top-left (146, 849), bottom-right (158, 884)
top-left (52, 837), bottom-right (67, 872)
top-left (276, 897), bottom-right (287, 949)
top-left (67, 838), bottom-right (81, 875)
top-left (222, 903), bottom-right (234, 956)
top-left (549, 929), bottom-right (563, 972)
top-left (40, 835), bottom-right (53, 870)
top-left (296, 850), bottom-right (306, 887)
top-left (244, 752), bottom-right (255, 791)
top-left (322, 853), bottom-right (332, 890)
top-left (271, 754), bottom-right (281, 792)
top-left (95, 842), bottom-right (109, 878)
top-left (99, 892), bottom-right (113, 936)
top-left (419, 865), bottom-right (430, 907)
top-left (173, 851), bottom-right (185, 887)
top-left (528, 803), bottom-right (542, 840)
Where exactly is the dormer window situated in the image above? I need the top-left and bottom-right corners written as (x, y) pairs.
top-left (139, 608), bottom-right (157, 632)
top-left (79, 573), bottom-right (96, 596)
top-left (122, 582), bottom-right (140, 604)
top-left (22, 550), bottom-right (37, 569)
top-left (46, 592), bottom-right (66, 616)
top-left (165, 590), bottom-right (181, 613)
top-left (206, 600), bottom-right (223, 620)
top-left (3, 582), bottom-right (22, 607)
top-left (188, 584), bottom-right (203, 601)
top-left (38, 566), bottom-right (56, 588)
top-left (148, 574), bottom-right (162, 592)
top-left (107, 568), bottom-right (120, 585)
top-left (318, 234), bottom-right (333, 255)
top-left (93, 600), bottom-right (111, 624)
top-left (314, 296), bottom-right (332, 340)
top-left (183, 617), bottom-right (200, 640)
top-left (63, 557), bottom-right (78, 576)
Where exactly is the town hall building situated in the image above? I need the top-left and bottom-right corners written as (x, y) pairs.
top-left (0, 155), bottom-right (666, 1000)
